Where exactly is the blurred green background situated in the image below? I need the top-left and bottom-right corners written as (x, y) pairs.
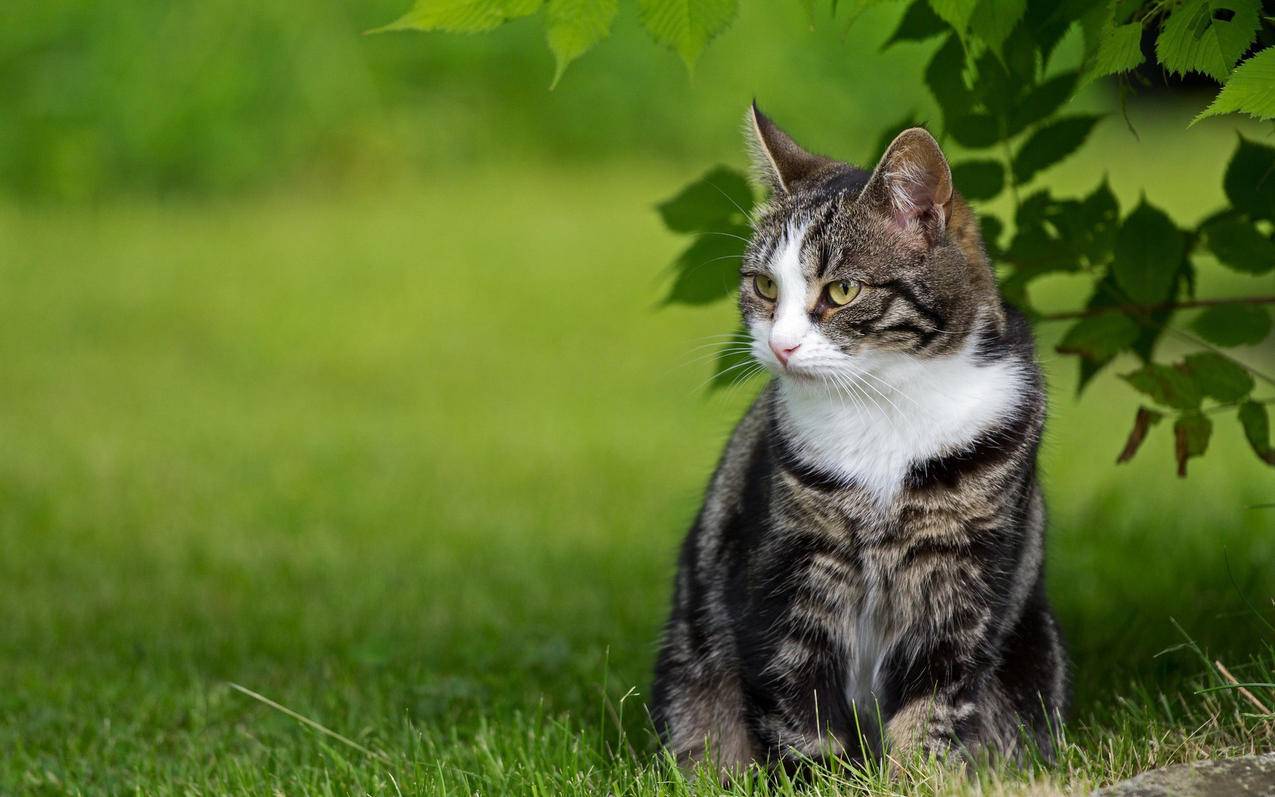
top-left (2, 1), bottom-right (1273, 793)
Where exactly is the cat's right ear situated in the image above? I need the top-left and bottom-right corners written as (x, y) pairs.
top-left (744, 103), bottom-right (829, 194)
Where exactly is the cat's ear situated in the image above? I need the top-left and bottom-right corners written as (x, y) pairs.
top-left (862, 127), bottom-right (953, 245)
top-left (744, 103), bottom-right (831, 194)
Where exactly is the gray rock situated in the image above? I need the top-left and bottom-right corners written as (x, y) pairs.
top-left (1095, 754), bottom-right (1275, 796)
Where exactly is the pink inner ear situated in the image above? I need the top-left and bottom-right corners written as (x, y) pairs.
top-left (885, 161), bottom-right (944, 231)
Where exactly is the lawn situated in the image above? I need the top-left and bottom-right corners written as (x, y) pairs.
top-left (1, 153), bottom-right (1273, 795)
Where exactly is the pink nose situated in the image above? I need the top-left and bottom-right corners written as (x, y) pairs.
top-left (770, 340), bottom-right (800, 366)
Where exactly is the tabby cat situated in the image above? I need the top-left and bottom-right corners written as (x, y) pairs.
top-left (650, 105), bottom-right (1067, 775)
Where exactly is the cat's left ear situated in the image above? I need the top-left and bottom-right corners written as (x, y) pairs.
top-left (744, 102), bottom-right (832, 194)
top-left (861, 127), bottom-right (953, 246)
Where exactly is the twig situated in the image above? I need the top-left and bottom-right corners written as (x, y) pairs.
top-left (1037, 294), bottom-right (1275, 321)
top-left (1213, 661), bottom-right (1274, 716)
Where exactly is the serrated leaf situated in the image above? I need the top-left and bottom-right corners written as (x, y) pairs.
top-left (656, 166), bottom-right (753, 233)
top-left (1026, 0), bottom-right (1108, 66)
top-left (1117, 405), bottom-right (1164, 463)
top-left (1173, 410), bottom-right (1212, 476)
top-left (1196, 46), bottom-right (1275, 123)
top-left (948, 113), bottom-right (1003, 148)
top-left (928, 0), bottom-right (979, 34)
top-left (1066, 178), bottom-right (1121, 263)
top-left (545, 0), bottom-right (618, 86)
top-left (1057, 313), bottom-right (1140, 360)
top-left (1156, 0), bottom-right (1260, 82)
top-left (950, 160), bottom-right (1004, 201)
top-left (1224, 135), bottom-right (1275, 221)
top-left (885, 0), bottom-right (949, 47)
top-left (1238, 400), bottom-right (1275, 465)
top-left (925, 35), bottom-right (975, 120)
top-left (1082, 21), bottom-right (1145, 84)
top-left (969, 0), bottom-right (1026, 54)
top-left (637, 0), bottom-right (738, 71)
top-left (1203, 218), bottom-right (1275, 274)
top-left (1012, 115), bottom-right (1103, 184)
top-left (1008, 71), bottom-right (1079, 135)
top-left (663, 231), bottom-right (748, 305)
top-left (1122, 363), bottom-right (1203, 410)
top-left (710, 331), bottom-right (760, 390)
top-left (1112, 199), bottom-right (1185, 304)
top-left (372, 0), bottom-right (542, 33)
top-left (1182, 351), bottom-right (1255, 401)
top-left (1191, 303), bottom-right (1272, 346)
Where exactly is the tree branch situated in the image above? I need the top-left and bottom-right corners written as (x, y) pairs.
top-left (1037, 295), bottom-right (1275, 321)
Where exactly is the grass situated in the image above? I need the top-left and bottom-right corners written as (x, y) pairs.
top-left (1, 151), bottom-right (1273, 795)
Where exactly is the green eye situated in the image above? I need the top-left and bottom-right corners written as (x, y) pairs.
top-left (754, 274), bottom-right (778, 300)
top-left (827, 280), bottom-right (861, 306)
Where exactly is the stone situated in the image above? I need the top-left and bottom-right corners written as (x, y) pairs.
top-left (1095, 754), bottom-right (1275, 796)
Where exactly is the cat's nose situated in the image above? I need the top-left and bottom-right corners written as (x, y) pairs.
top-left (770, 340), bottom-right (800, 366)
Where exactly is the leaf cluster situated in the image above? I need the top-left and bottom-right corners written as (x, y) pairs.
top-left (381, 0), bottom-right (1275, 474)
top-left (651, 0), bottom-right (1275, 474)
top-left (372, 0), bottom-right (739, 85)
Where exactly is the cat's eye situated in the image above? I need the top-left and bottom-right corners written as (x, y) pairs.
top-left (754, 274), bottom-right (778, 301)
top-left (826, 280), bottom-right (861, 306)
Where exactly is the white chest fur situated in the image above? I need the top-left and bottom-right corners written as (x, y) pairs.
top-left (776, 341), bottom-right (1027, 506)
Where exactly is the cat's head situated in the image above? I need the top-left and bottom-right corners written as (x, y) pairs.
top-left (739, 103), bottom-right (1004, 385)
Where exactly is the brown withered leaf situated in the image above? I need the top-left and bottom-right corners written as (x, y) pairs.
top-left (1173, 411), bottom-right (1213, 477)
top-left (1117, 406), bottom-right (1163, 464)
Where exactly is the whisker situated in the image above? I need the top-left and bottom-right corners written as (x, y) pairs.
top-left (695, 358), bottom-right (764, 393)
top-left (707, 181), bottom-right (754, 221)
top-left (846, 364), bottom-right (924, 413)
top-left (672, 346), bottom-right (757, 371)
top-left (696, 230), bottom-right (752, 244)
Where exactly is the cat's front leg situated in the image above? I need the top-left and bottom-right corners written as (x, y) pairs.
top-left (883, 688), bottom-right (976, 763)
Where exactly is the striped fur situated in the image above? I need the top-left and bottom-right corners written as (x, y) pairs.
top-left (650, 108), bottom-right (1067, 775)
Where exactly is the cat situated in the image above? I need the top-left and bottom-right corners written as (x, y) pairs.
top-left (650, 104), bottom-right (1067, 776)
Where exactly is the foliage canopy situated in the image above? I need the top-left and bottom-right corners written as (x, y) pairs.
top-left (380, 0), bottom-right (1275, 474)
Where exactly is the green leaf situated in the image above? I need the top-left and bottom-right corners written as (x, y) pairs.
top-left (1193, 44), bottom-right (1275, 121)
top-left (1182, 351), bottom-right (1255, 401)
top-left (1056, 313), bottom-right (1140, 360)
top-left (656, 166), bottom-right (753, 233)
top-left (925, 35), bottom-right (975, 121)
top-left (1156, 0), bottom-right (1260, 82)
top-left (545, 0), bottom-right (618, 86)
top-left (948, 113), bottom-right (1002, 148)
top-left (1122, 363), bottom-right (1203, 410)
top-left (1063, 177), bottom-right (1121, 263)
top-left (1237, 400), bottom-right (1275, 465)
top-left (928, 0), bottom-right (978, 34)
top-left (1008, 71), bottom-right (1080, 135)
top-left (969, 0), bottom-right (1026, 54)
top-left (1012, 115), bottom-right (1103, 184)
top-left (1112, 199), bottom-right (1185, 304)
top-left (1191, 303), bottom-right (1272, 346)
top-left (372, 0), bottom-right (542, 33)
top-left (1196, 46), bottom-right (1275, 123)
top-left (1173, 410), bottom-right (1212, 476)
top-left (1027, 0), bottom-right (1108, 67)
top-left (950, 160), bottom-right (1004, 201)
top-left (663, 231), bottom-right (748, 305)
top-left (1223, 135), bottom-right (1275, 221)
top-left (1082, 21), bottom-right (1145, 84)
top-left (637, 0), bottom-right (739, 71)
top-left (980, 213), bottom-right (1005, 260)
top-left (1203, 218), bottom-right (1275, 274)
top-left (710, 331), bottom-right (760, 390)
top-left (1116, 405), bottom-right (1164, 464)
top-left (884, 0), bottom-right (949, 47)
